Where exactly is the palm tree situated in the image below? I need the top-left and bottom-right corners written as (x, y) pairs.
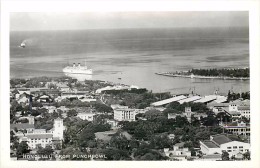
top-left (243, 151), bottom-right (250, 160)
top-left (221, 151), bottom-right (229, 160)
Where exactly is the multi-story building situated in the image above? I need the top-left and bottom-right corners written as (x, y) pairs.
top-left (222, 121), bottom-right (250, 136)
top-left (114, 107), bottom-right (136, 121)
top-left (52, 118), bottom-right (64, 140)
top-left (200, 134), bottom-right (250, 158)
top-left (238, 106), bottom-right (250, 119)
top-left (19, 134), bottom-right (53, 149)
top-left (17, 118), bottom-right (64, 149)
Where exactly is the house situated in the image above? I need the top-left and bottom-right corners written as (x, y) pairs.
top-left (164, 142), bottom-right (192, 161)
top-left (43, 105), bottom-right (57, 113)
top-left (17, 88), bottom-right (30, 95)
top-left (168, 133), bottom-right (175, 140)
top-left (38, 89), bottom-right (60, 97)
top-left (56, 83), bottom-right (70, 92)
top-left (54, 96), bottom-right (63, 102)
top-left (200, 134), bottom-right (250, 158)
top-left (37, 95), bottom-right (52, 103)
top-left (212, 106), bottom-right (226, 114)
top-left (17, 93), bottom-right (29, 104)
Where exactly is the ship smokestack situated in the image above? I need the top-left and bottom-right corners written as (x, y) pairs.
top-left (73, 63), bottom-right (76, 67)
top-left (78, 63), bottom-right (81, 67)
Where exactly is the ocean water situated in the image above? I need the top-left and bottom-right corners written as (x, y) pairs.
top-left (10, 27), bottom-right (249, 95)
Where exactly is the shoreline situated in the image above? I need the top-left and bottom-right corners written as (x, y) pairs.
top-left (155, 72), bottom-right (250, 80)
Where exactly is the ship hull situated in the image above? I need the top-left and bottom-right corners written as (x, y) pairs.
top-left (63, 67), bottom-right (93, 75)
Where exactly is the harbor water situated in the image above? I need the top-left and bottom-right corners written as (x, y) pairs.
top-left (10, 27), bottom-right (249, 95)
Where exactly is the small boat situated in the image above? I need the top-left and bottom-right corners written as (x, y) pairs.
top-left (19, 41), bottom-right (26, 48)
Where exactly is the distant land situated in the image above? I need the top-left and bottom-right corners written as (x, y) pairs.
top-left (156, 68), bottom-right (249, 80)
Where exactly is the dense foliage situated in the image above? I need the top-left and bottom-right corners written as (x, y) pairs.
top-left (165, 101), bottom-right (209, 113)
top-left (227, 91), bottom-right (250, 101)
top-left (189, 68), bottom-right (249, 78)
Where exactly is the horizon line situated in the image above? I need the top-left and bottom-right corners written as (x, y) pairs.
top-left (10, 26), bottom-right (249, 32)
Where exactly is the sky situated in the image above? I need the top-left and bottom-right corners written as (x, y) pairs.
top-left (10, 12), bottom-right (248, 31)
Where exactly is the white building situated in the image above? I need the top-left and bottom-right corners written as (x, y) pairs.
top-left (56, 83), bottom-right (70, 92)
top-left (164, 142), bottom-right (191, 161)
top-left (238, 106), bottom-right (250, 119)
top-left (18, 118), bottom-right (64, 149)
top-left (222, 121), bottom-right (250, 136)
top-left (77, 112), bottom-right (95, 121)
top-left (43, 106), bottom-right (57, 113)
top-left (114, 107), bottom-right (136, 121)
top-left (200, 134), bottom-right (250, 157)
top-left (19, 134), bottom-right (53, 149)
top-left (52, 118), bottom-right (64, 140)
top-left (17, 96), bottom-right (28, 104)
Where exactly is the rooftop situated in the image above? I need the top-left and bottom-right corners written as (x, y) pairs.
top-left (10, 123), bottom-right (34, 130)
top-left (211, 134), bottom-right (232, 145)
top-left (95, 130), bottom-right (117, 141)
top-left (201, 154), bottom-right (221, 159)
top-left (194, 95), bottom-right (218, 103)
top-left (202, 140), bottom-right (219, 148)
top-left (151, 95), bottom-right (187, 107)
top-left (174, 142), bottom-right (185, 147)
top-left (238, 106), bottom-right (250, 110)
top-left (178, 96), bottom-right (202, 104)
top-left (25, 133), bottom-right (53, 139)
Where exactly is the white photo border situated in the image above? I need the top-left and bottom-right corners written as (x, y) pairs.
top-left (1, 1), bottom-right (259, 168)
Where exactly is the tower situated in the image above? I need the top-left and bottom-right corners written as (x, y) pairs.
top-left (185, 107), bottom-right (192, 122)
top-left (53, 118), bottom-right (63, 140)
top-left (28, 116), bottom-right (35, 125)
